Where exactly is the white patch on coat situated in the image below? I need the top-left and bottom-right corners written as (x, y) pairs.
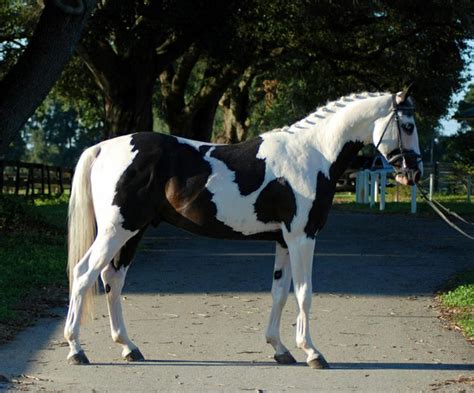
top-left (90, 135), bottom-right (138, 230)
top-left (204, 155), bottom-right (280, 235)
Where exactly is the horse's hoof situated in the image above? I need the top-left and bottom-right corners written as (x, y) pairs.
top-left (274, 351), bottom-right (297, 365)
top-left (124, 348), bottom-right (145, 362)
top-left (68, 350), bottom-right (90, 365)
top-left (307, 355), bottom-right (329, 369)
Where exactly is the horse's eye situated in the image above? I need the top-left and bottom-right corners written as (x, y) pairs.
top-left (402, 123), bottom-right (414, 135)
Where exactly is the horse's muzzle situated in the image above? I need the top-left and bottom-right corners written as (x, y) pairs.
top-left (395, 169), bottom-right (421, 186)
top-left (388, 149), bottom-right (422, 186)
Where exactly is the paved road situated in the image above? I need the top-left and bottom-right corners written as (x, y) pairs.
top-left (0, 211), bottom-right (473, 392)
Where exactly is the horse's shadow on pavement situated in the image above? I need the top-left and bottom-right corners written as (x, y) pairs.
top-left (90, 359), bottom-right (474, 371)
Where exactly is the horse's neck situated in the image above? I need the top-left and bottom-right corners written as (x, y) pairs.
top-left (293, 94), bottom-right (391, 171)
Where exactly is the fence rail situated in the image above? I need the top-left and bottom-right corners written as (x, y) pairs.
top-left (0, 160), bottom-right (73, 196)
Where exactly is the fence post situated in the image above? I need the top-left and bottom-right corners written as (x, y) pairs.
top-left (15, 163), bottom-right (20, 195)
top-left (40, 165), bottom-right (45, 195)
top-left (47, 167), bottom-right (51, 195)
top-left (411, 185), bottom-right (417, 214)
top-left (429, 173), bottom-right (434, 201)
top-left (363, 170), bottom-right (370, 204)
top-left (374, 171), bottom-right (380, 203)
top-left (0, 160), bottom-right (4, 194)
top-left (58, 167), bottom-right (64, 195)
top-left (467, 175), bottom-right (472, 203)
top-left (370, 171), bottom-right (377, 207)
top-left (355, 172), bottom-right (361, 203)
top-left (380, 171), bottom-right (387, 211)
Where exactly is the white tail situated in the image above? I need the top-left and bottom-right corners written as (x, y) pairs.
top-left (67, 145), bottom-right (101, 321)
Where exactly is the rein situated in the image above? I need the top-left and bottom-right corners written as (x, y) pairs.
top-left (417, 186), bottom-right (474, 240)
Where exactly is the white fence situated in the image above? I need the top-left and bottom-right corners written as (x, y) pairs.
top-left (355, 170), bottom-right (472, 213)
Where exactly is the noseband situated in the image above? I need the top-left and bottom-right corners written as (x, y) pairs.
top-left (375, 94), bottom-right (422, 176)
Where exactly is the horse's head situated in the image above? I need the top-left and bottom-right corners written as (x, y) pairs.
top-left (373, 86), bottom-right (423, 186)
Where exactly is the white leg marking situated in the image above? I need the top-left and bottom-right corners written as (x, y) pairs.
top-left (64, 225), bottom-right (136, 360)
top-left (266, 243), bottom-right (292, 356)
top-left (101, 264), bottom-right (138, 358)
top-left (286, 235), bottom-right (321, 363)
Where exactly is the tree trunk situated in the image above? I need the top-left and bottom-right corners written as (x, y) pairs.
top-left (160, 53), bottom-right (242, 142)
top-left (166, 100), bottom-right (218, 142)
top-left (216, 68), bottom-right (255, 144)
top-left (103, 73), bottom-right (155, 139)
top-left (0, 0), bottom-right (97, 156)
top-left (79, 40), bottom-right (157, 139)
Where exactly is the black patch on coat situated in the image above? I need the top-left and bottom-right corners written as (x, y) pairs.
top-left (105, 284), bottom-right (111, 293)
top-left (210, 137), bottom-right (266, 196)
top-left (254, 177), bottom-right (296, 231)
top-left (304, 141), bottom-right (364, 238)
top-left (112, 228), bottom-right (146, 271)
top-left (199, 145), bottom-right (212, 155)
top-left (112, 133), bottom-right (286, 246)
top-left (274, 270), bottom-right (282, 280)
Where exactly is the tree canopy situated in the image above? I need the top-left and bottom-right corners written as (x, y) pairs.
top-left (1, 0), bottom-right (473, 166)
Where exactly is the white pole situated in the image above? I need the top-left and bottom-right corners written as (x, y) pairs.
top-left (370, 172), bottom-right (376, 208)
top-left (411, 185), bottom-right (417, 214)
top-left (429, 173), bottom-right (434, 201)
top-left (374, 171), bottom-right (379, 203)
top-left (363, 170), bottom-right (370, 204)
top-left (380, 171), bottom-right (386, 211)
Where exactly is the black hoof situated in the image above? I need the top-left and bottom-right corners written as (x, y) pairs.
top-left (274, 351), bottom-right (297, 365)
top-left (124, 348), bottom-right (145, 362)
top-left (307, 355), bottom-right (329, 369)
top-left (68, 350), bottom-right (90, 365)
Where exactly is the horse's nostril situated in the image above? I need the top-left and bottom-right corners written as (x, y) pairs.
top-left (403, 124), bottom-right (414, 134)
top-left (414, 170), bottom-right (421, 183)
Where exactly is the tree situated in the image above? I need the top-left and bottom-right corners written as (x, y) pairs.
top-left (6, 100), bottom-right (102, 167)
top-left (0, 0), bottom-right (98, 156)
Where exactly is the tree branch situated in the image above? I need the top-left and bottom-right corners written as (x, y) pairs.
top-left (77, 39), bottom-right (124, 97)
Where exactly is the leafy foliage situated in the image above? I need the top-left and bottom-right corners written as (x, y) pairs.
top-left (0, 195), bottom-right (68, 322)
top-left (1, 0), bottom-right (473, 154)
top-left (6, 99), bottom-right (102, 167)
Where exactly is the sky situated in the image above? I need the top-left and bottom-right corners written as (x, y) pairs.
top-left (438, 41), bottom-right (474, 136)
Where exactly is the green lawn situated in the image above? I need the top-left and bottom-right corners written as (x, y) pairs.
top-left (0, 195), bottom-right (68, 322)
top-left (333, 191), bottom-right (474, 217)
top-left (439, 272), bottom-right (474, 339)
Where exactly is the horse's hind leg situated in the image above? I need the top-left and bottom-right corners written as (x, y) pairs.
top-left (266, 243), bottom-right (296, 364)
top-left (100, 229), bottom-right (146, 361)
top-left (64, 225), bottom-right (137, 364)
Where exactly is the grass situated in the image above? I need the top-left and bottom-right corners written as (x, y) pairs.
top-left (0, 195), bottom-right (68, 324)
top-left (333, 190), bottom-right (474, 217)
top-left (438, 271), bottom-right (474, 339)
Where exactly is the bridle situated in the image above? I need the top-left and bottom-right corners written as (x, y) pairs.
top-left (375, 94), bottom-right (422, 181)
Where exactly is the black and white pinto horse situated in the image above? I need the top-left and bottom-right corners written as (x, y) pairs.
top-left (65, 89), bottom-right (422, 368)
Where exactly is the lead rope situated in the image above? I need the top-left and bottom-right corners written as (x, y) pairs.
top-left (417, 186), bottom-right (474, 240)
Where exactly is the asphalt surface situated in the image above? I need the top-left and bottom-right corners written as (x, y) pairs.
top-left (0, 211), bottom-right (473, 392)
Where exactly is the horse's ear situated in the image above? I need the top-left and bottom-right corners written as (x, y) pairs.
top-left (399, 82), bottom-right (414, 103)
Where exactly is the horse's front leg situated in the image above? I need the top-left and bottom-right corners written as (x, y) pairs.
top-left (286, 235), bottom-right (329, 369)
top-left (266, 243), bottom-right (296, 364)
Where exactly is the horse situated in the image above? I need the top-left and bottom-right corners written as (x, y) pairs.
top-left (64, 88), bottom-right (422, 369)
